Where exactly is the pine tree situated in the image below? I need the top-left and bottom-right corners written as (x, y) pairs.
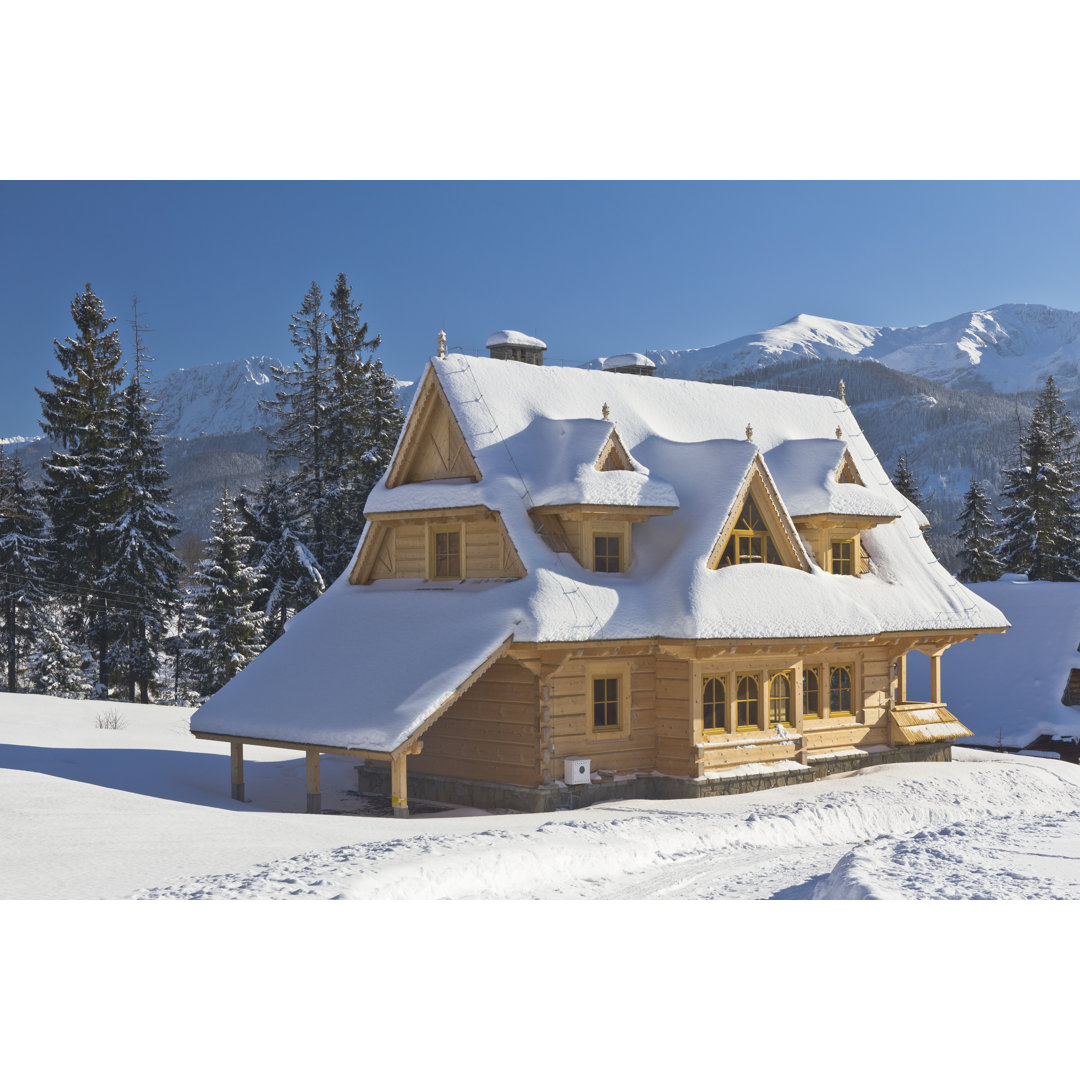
top-left (0, 448), bottom-right (49, 692)
top-left (892, 451), bottom-right (924, 508)
top-left (37, 284), bottom-right (127, 693)
top-left (952, 479), bottom-right (1004, 583)
top-left (27, 614), bottom-right (96, 699)
top-left (997, 375), bottom-right (1080, 580)
top-left (237, 478), bottom-right (323, 643)
top-left (186, 489), bottom-right (266, 699)
top-left (262, 283), bottom-right (331, 568)
top-left (97, 304), bottom-right (183, 702)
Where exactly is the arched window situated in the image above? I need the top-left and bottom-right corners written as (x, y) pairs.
top-left (736, 675), bottom-right (759, 730)
top-left (718, 496), bottom-right (780, 567)
top-left (830, 665), bottom-right (853, 716)
top-left (703, 676), bottom-right (726, 731)
top-left (769, 673), bottom-right (791, 728)
top-left (804, 667), bottom-right (820, 717)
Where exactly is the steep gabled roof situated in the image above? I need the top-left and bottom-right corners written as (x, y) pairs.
top-left (192, 353), bottom-right (1009, 754)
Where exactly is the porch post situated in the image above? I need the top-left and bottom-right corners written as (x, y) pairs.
top-left (930, 652), bottom-right (942, 705)
top-left (391, 753), bottom-right (409, 818)
top-left (230, 741), bottom-right (245, 802)
top-left (306, 749), bottom-right (321, 814)
top-left (896, 652), bottom-right (907, 704)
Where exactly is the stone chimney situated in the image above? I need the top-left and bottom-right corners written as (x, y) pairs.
top-left (486, 330), bottom-right (547, 366)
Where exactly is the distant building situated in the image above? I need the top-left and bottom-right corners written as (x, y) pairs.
top-left (601, 352), bottom-right (656, 376)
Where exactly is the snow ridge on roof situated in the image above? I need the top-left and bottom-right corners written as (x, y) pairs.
top-left (193, 353), bottom-right (1008, 753)
top-left (765, 439), bottom-right (901, 518)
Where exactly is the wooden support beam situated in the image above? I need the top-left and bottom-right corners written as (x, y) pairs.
top-left (230, 741), bottom-right (245, 802)
top-left (306, 749), bottom-right (321, 814)
top-left (391, 754), bottom-right (409, 818)
top-left (930, 652), bottom-right (942, 705)
top-left (896, 652), bottom-right (907, 705)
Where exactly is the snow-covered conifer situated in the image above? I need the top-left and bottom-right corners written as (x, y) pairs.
top-left (237, 477), bottom-right (324, 643)
top-left (0, 449), bottom-right (49, 691)
top-left (997, 375), bottom-right (1080, 580)
top-left (37, 284), bottom-right (127, 691)
top-left (27, 615), bottom-right (96, 699)
top-left (186, 489), bottom-right (266, 699)
top-left (891, 451), bottom-right (924, 508)
top-left (97, 308), bottom-right (183, 702)
top-left (952, 479), bottom-right (1004, 583)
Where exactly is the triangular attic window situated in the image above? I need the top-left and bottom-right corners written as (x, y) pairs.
top-left (836, 450), bottom-right (863, 486)
top-left (716, 495), bottom-right (782, 567)
top-left (595, 430), bottom-right (633, 472)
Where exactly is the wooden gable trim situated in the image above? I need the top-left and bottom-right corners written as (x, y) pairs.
top-left (384, 365), bottom-right (481, 488)
top-left (534, 504), bottom-right (675, 521)
top-left (836, 447), bottom-right (864, 486)
top-left (594, 428), bottom-right (633, 472)
top-left (706, 454), bottom-right (812, 573)
top-left (792, 513), bottom-right (898, 530)
top-left (349, 521), bottom-right (389, 585)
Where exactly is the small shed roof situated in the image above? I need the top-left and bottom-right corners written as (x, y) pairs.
top-left (485, 330), bottom-right (547, 350)
top-left (601, 352), bottom-right (656, 370)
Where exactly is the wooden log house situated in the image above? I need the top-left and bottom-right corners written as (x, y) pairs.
top-left (191, 332), bottom-right (1009, 815)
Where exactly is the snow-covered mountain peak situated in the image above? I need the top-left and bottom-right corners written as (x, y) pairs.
top-left (649, 303), bottom-right (1080, 394)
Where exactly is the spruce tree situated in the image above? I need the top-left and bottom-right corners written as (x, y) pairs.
top-left (37, 284), bottom-right (127, 693)
top-left (237, 478), bottom-right (323, 643)
top-left (891, 451), bottom-right (924, 508)
top-left (997, 375), bottom-right (1080, 580)
top-left (262, 283), bottom-right (331, 568)
top-left (187, 489), bottom-right (266, 699)
top-left (97, 306), bottom-right (183, 702)
top-left (0, 449), bottom-right (49, 692)
top-left (953, 479), bottom-right (1004, 583)
top-left (27, 615), bottom-right (96, 699)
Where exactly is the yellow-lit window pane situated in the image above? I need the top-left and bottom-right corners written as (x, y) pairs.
top-left (433, 529), bottom-right (461, 579)
top-left (830, 665), bottom-right (852, 715)
top-left (594, 535), bottom-right (621, 573)
top-left (769, 673), bottom-right (791, 727)
top-left (804, 668), bottom-right (819, 717)
top-left (703, 677), bottom-right (726, 730)
top-left (719, 497), bottom-right (780, 566)
top-left (736, 675), bottom-right (759, 729)
top-left (593, 677), bottom-right (620, 729)
top-left (831, 540), bottom-right (854, 575)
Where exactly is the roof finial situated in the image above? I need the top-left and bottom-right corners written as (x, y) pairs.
top-left (437, 329), bottom-right (447, 358)
top-left (835, 425), bottom-right (843, 440)
top-left (602, 402), bottom-right (610, 421)
top-left (745, 422), bottom-right (753, 442)
top-left (838, 378), bottom-right (846, 403)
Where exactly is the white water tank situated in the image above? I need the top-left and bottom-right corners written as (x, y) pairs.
top-left (564, 758), bottom-right (591, 785)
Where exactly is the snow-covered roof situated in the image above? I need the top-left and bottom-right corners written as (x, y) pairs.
top-left (485, 330), bottom-right (547, 350)
top-left (601, 352), bottom-right (655, 370)
top-left (192, 353), bottom-right (1009, 754)
top-left (764, 439), bottom-right (901, 519)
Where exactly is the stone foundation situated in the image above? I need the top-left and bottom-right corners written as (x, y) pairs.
top-left (355, 743), bottom-right (953, 814)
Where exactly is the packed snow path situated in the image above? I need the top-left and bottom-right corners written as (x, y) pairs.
top-left (132, 752), bottom-right (1080, 901)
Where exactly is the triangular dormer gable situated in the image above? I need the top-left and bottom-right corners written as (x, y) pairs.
top-left (706, 454), bottom-right (812, 572)
top-left (384, 365), bottom-right (481, 488)
top-left (594, 427), bottom-right (633, 472)
top-left (836, 447), bottom-right (864, 486)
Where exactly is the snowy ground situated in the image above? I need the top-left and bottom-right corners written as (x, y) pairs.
top-left (5, 693), bottom-right (1080, 900)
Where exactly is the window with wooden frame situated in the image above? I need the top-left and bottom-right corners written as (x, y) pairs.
top-left (829, 665), bottom-right (853, 716)
top-left (592, 676), bottom-right (621, 730)
top-left (803, 667), bottom-right (820, 717)
top-left (831, 540), bottom-right (855, 575)
top-left (736, 674), bottom-right (760, 730)
top-left (430, 525), bottom-right (463, 580)
top-left (769, 672), bottom-right (792, 728)
top-left (593, 534), bottom-right (622, 573)
top-left (703, 676), bottom-right (727, 731)
top-left (718, 496), bottom-right (780, 566)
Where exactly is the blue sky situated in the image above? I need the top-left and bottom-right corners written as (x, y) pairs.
top-left (4, 180), bottom-right (1080, 434)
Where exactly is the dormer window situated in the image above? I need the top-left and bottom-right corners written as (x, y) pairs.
top-left (719, 497), bottom-right (780, 566)
top-left (431, 526), bottom-right (463, 580)
top-left (831, 540), bottom-right (855, 575)
top-left (593, 534), bottom-right (622, 573)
